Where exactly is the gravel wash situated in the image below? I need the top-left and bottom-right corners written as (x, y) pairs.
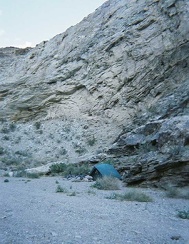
top-left (0, 177), bottom-right (189, 244)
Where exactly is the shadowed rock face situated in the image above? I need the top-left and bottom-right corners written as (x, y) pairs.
top-left (109, 116), bottom-right (189, 187)
top-left (0, 0), bottom-right (189, 186)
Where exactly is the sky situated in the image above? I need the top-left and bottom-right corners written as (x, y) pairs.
top-left (0, 0), bottom-right (106, 48)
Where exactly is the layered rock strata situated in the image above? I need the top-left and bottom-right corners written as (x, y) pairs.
top-left (0, 0), bottom-right (189, 185)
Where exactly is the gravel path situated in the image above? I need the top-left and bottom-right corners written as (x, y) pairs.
top-left (0, 176), bottom-right (189, 244)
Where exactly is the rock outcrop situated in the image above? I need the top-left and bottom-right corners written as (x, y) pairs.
top-left (0, 0), bottom-right (189, 186)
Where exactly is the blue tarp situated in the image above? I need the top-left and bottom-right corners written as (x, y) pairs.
top-left (90, 163), bottom-right (122, 180)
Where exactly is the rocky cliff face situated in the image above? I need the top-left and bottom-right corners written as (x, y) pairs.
top-left (0, 0), bottom-right (189, 186)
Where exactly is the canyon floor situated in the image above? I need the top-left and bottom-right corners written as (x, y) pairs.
top-left (0, 176), bottom-right (189, 244)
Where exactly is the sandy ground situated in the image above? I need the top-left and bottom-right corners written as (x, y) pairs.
top-left (0, 176), bottom-right (189, 244)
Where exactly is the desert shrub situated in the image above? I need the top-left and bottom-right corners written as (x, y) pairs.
top-left (50, 163), bottom-right (90, 177)
top-left (165, 186), bottom-right (180, 198)
top-left (1, 156), bottom-right (22, 166)
top-left (62, 164), bottom-right (90, 176)
top-left (9, 123), bottom-right (16, 132)
top-left (1, 127), bottom-right (10, 134)
top-left (92, 176), bottom-right (121, 190)
top-left (165, 186), bottom-right (189, 199)
top-left (67, 191), bottom-right (77, 196)
top-left (15, 151), bottom-right (29, 157)
top-left (56, 185), bottom-right (68, 193)
top-left (87, 189), bottom-right (96, 195)
top-left (15, 136), bottom-right (21, 144)
top-left (75, 146), bottom-right (86, 155)
top-left (0, 146), bottom-right (5, 155)
top-left (37, 130), bottom-right (43, 134)
top-left (107, 190), bottom-right (153, 202)
top-left (50, 163), bottom-right (67, 173)
top-left (14, 170), bottom-right (41, 178)
top-left (87, 136), bottom-right (96, 146)
top-left (34, 121), bottom-right (41, 130)
top-left (26, 172), bottom-right (41, 179)
top-left (177, 210), bottom-right (189, 219)
top-left (14, 170), bottom-right (27, 177)
top-left (3, 135), bottom-right (10, 140)
top-left (59, 148), bottom-right (67, 155)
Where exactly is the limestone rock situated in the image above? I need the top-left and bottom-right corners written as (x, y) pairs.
top-left (0, 0), bottom-right (189, 186)
top-left (109, 116), bottom-right (189, 187)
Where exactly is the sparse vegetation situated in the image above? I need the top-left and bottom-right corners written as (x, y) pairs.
top-left (3, 135), bottom-right (10, 140)
top-left (67, 191), bottom-right (77, 196)
top-left (1, 126), bottom-right (10, 134)
top-left (9, 123), bottom-right (16, 132)
top-left (75, 146), bottom-right (86, 155)
top-left (92, 176), bottom-right (121, 190)
top-left (0, 146), bottom-right (5, 155)
top-left (15, 136), bottom-right (21, 143)
top-left (26, 172), bottom-right (41, 179)
top-left (87, 189), bottom-right (96, 195)
top-left (14, 170), bottom-right (42, 178)
top-left (165, 186), bottom-right (189, 199)
top-left (15, 150), bottom-right (29, 157)
top-left (50, 163), bottom-right (90, 177)
top-left (56, 185), bottom-right (68, 193)
top-left (34, 121), bottom-right (41, 130)
top-left (50, 163), bottom-right (66, 173)
top-left (87, 135), bottom-right (96, 146)
top-left (177, 210), bottom-right (189, 219)
top-left (106, 190), bottom-right (153, 202)
top-left (14, 170), bottom-right (27, 177)
top-left (1, 156), bottom-right (22, 166)
top-left (59, 148), bottom-right (67, 155)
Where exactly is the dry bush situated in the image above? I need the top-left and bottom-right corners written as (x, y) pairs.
top-left (107, 190), bottom-right (153, 202)
top-left (92, 176), bottom-right (121, 190)
top-left (165, 186), bottom-right (189, 199)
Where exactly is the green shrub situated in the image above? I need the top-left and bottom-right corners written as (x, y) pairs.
top-left (1, 127), bottom-right (10, 134)
top-left (177, 210), bottom-right (189, 219)
top-left (56, 185), bottom-right (68, 193)
top-left (87, 136), bottom-right (96, 146)
top-left (9, 123), bottom-right (16, 132)
top-left (34, 121), bottom-right (41, 130)
top-left (107, 190), bottom-right (153, 202)
top-left (67, 191), bottom-right (77, 196)
top-left (14, 170), bottom-right (41, 178)
top-left (165, 186), bottom-right (189, 199)
top-left (50, 163), bottom-right (67, 173)
top-left (1, 156), bottom-right (22, 166)
top-left (26, 172), bottom-right (41, 179)
top-left (59, 148), bottom-right (67, 155)
top-left (3, 135), bottom-right (10, 140)
top-left (14, 170), bottom-right (27, 177)
top-left (92, 176), bottom-right (121, 190)
top-left (0, 146), bottom-right (5, 155)
top-left (87, 189), bottom-right (96, 195)
top-left (75, 146), bottom-right (86, 155)
top-left (50, 163), bottom-right (90, 176)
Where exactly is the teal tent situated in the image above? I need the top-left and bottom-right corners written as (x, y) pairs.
top-left (90, 163), bottom-right (122, 180)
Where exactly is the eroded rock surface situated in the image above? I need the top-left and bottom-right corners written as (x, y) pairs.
top-left (109, 116), bottom-right (189, 187)
top-left (0, 0), bottom-right (189, 185)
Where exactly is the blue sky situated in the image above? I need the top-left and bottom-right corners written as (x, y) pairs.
top-left (0, 0), bottom-right (106, 48)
